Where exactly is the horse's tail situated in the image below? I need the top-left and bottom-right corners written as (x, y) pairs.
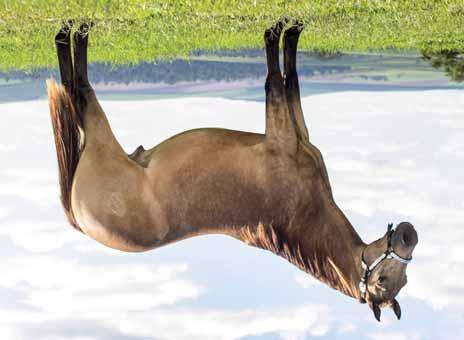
top-left (47, 79), bottom-right (84, 233)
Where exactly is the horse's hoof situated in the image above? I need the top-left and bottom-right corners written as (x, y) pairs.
top-left (284, 22), bottom-right (305, 38)
top-left (55, 22), bottom-right (72, 44)
top-left (264, 20), bottom-right (285, 43)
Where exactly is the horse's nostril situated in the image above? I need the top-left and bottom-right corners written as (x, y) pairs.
top-left (402, 232), bottom-right (411, 246)
top-left (397, 222), bottom-right (418, 248)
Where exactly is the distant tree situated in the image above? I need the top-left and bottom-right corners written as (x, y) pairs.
top-left (422, 50), bottom-right (464, 82)
top-left (0, 55), bottom-right (349, 85)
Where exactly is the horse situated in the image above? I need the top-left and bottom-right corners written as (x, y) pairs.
top-left (48, 20), bottom-right (418, 322)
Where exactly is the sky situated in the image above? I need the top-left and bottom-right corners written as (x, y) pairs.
top-left (0, 88), bottom-right (463, 340)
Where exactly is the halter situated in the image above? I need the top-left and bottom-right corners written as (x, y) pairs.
top-left (359, 223), bottom-right (413, 302)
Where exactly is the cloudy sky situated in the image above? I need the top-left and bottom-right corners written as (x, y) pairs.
top-left (0, 87), bottom-right (463, 339)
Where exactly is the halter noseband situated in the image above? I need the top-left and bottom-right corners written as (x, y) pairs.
top-left (359, 223), bottom-right (413, 302)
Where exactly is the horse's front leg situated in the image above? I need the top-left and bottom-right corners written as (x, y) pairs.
top-left (264, 21), bottom-right (298, 154)
top-left (283, 22), bottom-right (309, 142)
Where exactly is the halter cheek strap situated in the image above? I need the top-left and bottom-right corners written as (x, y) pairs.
top-left (359, 224), bottom-right (413, 302)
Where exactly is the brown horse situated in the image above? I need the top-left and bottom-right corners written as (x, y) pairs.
top-left (48, 21), bottom-right (418, 321)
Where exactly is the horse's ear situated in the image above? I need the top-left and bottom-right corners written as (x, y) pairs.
top-left (369, 301), bottom-right (382, 322)
top-left (391, 299), bottom-right (402, 320)
top-left (387, 223), bottom-right (394, 234)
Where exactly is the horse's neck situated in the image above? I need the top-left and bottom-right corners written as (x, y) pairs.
top-left (306, 205), bottom-right (365, 299)
top-left (231, 204), bottom-right (366, 300)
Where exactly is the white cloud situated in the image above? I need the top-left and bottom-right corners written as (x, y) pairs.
top-left (0, 143), bottom-right (16, 152)
top-left (403, 260), bottom-right (464, 310)
top-left (442, 135), bottom-right (464, 156)
top-left (337, 322), bottom-right (357, 334)
top-left (0, 219), bottom-right (84, 252)
top-left (72, 240), bottom-right (133, 255)
top-left (0, 166), bottom-right (59, 208)
top-left (0, 304), bottom-right (332, 340)
top-left (99, 97), bottom-right (265, 153)
top-left (294, 274), bottom-right (321, 289)
top-left (0, 254), bottom-right (332, 340)
top-left (0, 206), bottom-right (10, 219)
top-left (0, 255), bottom-right (202, 312)
top-left (118, 304), bottom-right (331, 340)
top-left (368, 330), bottom-right (421, 340)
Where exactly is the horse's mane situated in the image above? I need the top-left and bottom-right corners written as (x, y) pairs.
top-left (236, 223), bottom-right (357, 298)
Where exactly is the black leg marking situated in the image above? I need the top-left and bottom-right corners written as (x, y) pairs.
top-left (72, 23), bottom-right (94, 119)
top-left (73, 23), bottom-right (91, 91)
top-left (55, 21), bottom-right (74, 95)
top-left (284, 22), bottom-right (309, 142)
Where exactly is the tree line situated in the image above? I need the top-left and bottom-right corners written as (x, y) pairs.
top-left (0, 58), bottom-right (350, 84)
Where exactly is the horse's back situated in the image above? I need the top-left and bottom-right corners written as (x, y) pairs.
top-left (144, 127), bottom-right (263, 160)
top-left (141, 128), bottom-right (271, 239)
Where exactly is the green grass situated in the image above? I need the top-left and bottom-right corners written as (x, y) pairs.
top-left (1, 0), bottom-right (463, 71)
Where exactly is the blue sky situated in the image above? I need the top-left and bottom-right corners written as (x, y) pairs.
top-left (0, 89), bottom-right (463, 339)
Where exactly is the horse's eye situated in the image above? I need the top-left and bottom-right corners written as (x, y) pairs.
top-left (378, 276), bottom-right (387, 284)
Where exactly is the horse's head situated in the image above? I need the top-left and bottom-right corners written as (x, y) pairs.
top-left (360, 222), bottom-right (418, 321)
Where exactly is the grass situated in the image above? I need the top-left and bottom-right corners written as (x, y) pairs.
top-left (1, 0), bottom-right (463, 71)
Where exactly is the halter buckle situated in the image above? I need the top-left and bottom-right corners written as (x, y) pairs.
top-left (359, 281), bottom-right (367, 294)
top-left (361, 259), bottom-right (368, 270)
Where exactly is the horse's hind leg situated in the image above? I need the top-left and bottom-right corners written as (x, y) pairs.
top-left (72, 23), bottom-right (93, 117)
top-left (55, 21), bottom-right (73, 95)
top-left (72, 23), bottom-right (105, 133)
top-left (71, 23), bottom-right (125, 154)
top-left (283, 23), bottom-right (309, 142)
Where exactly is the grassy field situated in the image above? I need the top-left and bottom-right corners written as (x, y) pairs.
top-left (1, 0), bottom-right (463, 70)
